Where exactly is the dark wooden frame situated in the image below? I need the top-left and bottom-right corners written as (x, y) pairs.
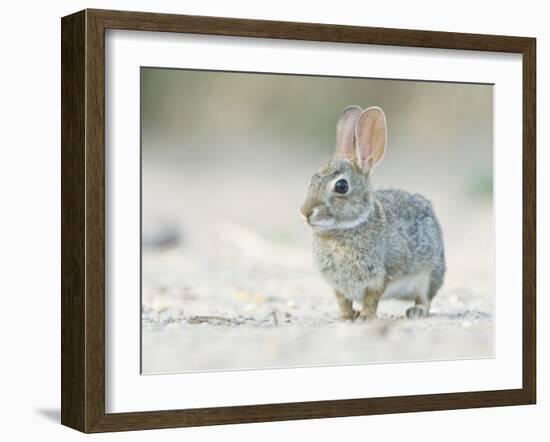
top-left (61, 8), bottom-right (536, 433)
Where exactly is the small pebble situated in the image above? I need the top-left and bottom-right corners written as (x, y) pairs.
top-left (286, 300), bottom-right (297, 308)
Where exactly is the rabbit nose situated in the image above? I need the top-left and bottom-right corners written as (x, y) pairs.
top-left (300, 204), bottom-right (313, 220)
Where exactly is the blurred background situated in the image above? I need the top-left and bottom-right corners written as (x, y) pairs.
top-left (141, 68), bottom-right (494, 373)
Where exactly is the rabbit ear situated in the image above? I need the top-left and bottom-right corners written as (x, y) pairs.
top-left (355, 106), bottom-right (387, 172)
top-left (335, 105), bottom-right (362, 159)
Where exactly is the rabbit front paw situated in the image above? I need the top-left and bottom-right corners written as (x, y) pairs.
top-left (357, 288), bottom-right (382, 321)
top-left (357, 311), bottom-right (377, 321)
top-left (340, 310), bottom-right (360, 321)
top-left (334, 291), bottom-right (359, 321)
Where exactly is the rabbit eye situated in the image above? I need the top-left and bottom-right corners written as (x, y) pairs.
top-left (334, 179), bottom-right (349, 194)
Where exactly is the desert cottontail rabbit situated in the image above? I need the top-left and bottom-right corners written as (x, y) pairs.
top-left (300, 106), bottom-right (445, 320)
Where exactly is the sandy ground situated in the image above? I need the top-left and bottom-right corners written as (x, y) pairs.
top-left (141, 150), bottom-right (494, 374)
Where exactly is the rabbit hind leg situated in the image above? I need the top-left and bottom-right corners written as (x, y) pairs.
top-left (406, 272), bottom-right (443, 319)
top-left (406, 293), bottom-right (431, 319)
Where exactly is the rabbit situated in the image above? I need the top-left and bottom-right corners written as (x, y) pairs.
top-left (300, 105), bottom-right (445, 320)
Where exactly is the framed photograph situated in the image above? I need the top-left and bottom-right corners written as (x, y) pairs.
top-left (61, 9), bottom-right (536, 433)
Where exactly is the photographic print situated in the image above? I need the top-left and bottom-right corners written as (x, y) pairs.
top-left (61, 10), bottom-right (535, 431)
top-left (140, 68), bottom-right (494, 374)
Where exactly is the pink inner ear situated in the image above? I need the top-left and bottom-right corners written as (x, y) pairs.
top-left (335, 106), bottom-right (362, 159)
top-left (355, 108), bottom-right (386, 170)
top-left (357, 115), bottom-right (376, 166)
top-left (340, 140), bottom-right (355, 159)
top-left (359, 142), bottom-right (371, 163)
